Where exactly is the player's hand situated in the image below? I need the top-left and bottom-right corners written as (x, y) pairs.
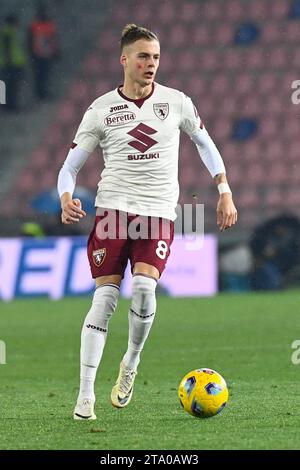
top-left (216, 194), bottom-right (238, 232)
top-left (61, 198), bottom-right (86, 224)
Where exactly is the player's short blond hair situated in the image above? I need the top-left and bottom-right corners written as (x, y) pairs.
top-left (120, 23), bottom-right (159, 51)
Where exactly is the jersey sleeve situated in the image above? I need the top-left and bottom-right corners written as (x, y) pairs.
top-left (179, 94), bottom-right (226, 177)
top-left (179, 94), bottom-right (202, 137)
top-left (73, 105), bottom-right (102, 152)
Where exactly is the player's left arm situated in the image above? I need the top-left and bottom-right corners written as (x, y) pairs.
top-left (180, 95), bottom-right (238, 231)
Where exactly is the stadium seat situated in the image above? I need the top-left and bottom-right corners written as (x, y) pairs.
top-left (192, 25), bottom-right (211, 46)
top-left (177, 51), bottom-right (196, 73)
top-left (204, 1), bottom-right (223, 20)
top-left (247, 0), bottom-right (268, 20)
top-left (134, 5), bottom-right (153, 23)
top-left (235, 74), bottom-right (254, 95)
top-left (286, 21), bottom-right (300, 41)
top-left (200, 50), bottom-right (220, 71)
top-left (265, 189), bottom-right (283, 208)
top-left (234, 23), bottom-right (260, 45)
top-left (224, 0), bottom-right (245, 22)
top-left (214, 24), bottom-right (233, 45)
top-left (223, 49), bottom-right (242, 70)
top-left (169, 25), bottom-right (188, 48)
top-left (263, 22), bottom-right (283, 44)
top-left (240, 49), bottom-right (264, 70)
top-left (158, 2), bottom-right (176, 24)
top-left (180, 1), bottom-right (199, 22)
top-left (259, 120), bottom-right (278, 139)
top-left (238, 188), bottom-right (259, 208)
top-left (269, 48), bottom-right (289, 69)
top-left (257, 73), bottom-right (278, 95)
top-left (285, 188), bottom-right (300, 205)
top-left (218, 96), bottom-right (237, 116)
top-left (232, 118), bottom-right (258, 141)
top-left (268, 163), bottom-right (288, 184)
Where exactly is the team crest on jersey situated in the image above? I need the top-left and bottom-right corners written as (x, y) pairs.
top-left (92, 248), bottom-right (106, 267)
top-left (153, 103), bottom-right (169, 120)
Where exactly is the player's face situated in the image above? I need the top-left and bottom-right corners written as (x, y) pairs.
top-left (121, 39), bottom-right (160, 87)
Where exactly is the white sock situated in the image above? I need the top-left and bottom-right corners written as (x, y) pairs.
top-left (78, 284), bottom-right (119, 401)
top-left (123, 275), bottom-right (157, 371)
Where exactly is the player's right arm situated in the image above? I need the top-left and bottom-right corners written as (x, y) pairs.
top-left (57, 105), bottom-right (101, 224)
top-left (58, 146), bottom-right (90, 224)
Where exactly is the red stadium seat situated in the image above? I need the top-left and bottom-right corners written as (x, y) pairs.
top-left (285, 188), bottom-right (300, 206)
top-left (271, 0), bottom-right (289, 19)
top-left (192, 25), bottom-right (212, 46)
top-left (200, 50), bottom-right (220, 71)
top-left (235, 74), bottom-right (255, 95)
top-left (225, 0), bottom-right (246, 21)
top-left (247, 0), bottom-right (268, 20)
top-left (177, 51), bottom-right (196, 73)
top-left (214, 24), bottom-right (234, 45)
top-left (134, 5), bottom-right (153, 24)
top-left (259, 119), bottom-right (278, 139)
top-left (223, 49), bottom-right (242, 70)
top-left (210, 75), bottom-right (230, 96)
top-left (257, 73), bottom-right (278, 95)
top-left (204, 1), bottom-right (224, 20)
top-left (286, 22), bottom-right (300, 42)
top-left (238, 188), bottom-right (260, 208)
top-left (265, 188), bottom-right (283, 208)
top-left (169, 24), bottom-right (188, 48)
top-left (158, 3), bottom-right (176, 25)
top-left (268, 163), bottom-right (288, 184)
top-left (244, 49), bottom-right (265, 70)
top-left (263, 22), bottom-right (283, 44)
top-left (269, 48), bottom-right (289, 69)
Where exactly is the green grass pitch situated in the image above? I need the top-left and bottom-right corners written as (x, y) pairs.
top-left (0, 292), bottom-right (300, 450)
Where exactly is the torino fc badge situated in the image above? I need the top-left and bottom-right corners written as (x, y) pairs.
top-left (93, 248), bottom-right (106, 267)
top-left (153, 103), bottom-right (169, 120)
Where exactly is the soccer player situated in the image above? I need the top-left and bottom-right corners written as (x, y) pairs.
top-left (57, 24), bottom-right (237, 420)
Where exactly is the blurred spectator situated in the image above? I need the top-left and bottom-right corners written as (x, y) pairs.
top-left (21, 221), bottom-right (45, 237)
top-left (0, 14), bottom-right (27, 110)
top-left (250, 215), bottom-right (300, 290)
top-left (219, 243), bottom-right (252, 292)
top-left (28, 4), bottom-right (59, 100)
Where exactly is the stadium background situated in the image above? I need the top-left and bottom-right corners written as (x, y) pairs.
top-left (1, 0), bottom-right (300, 451)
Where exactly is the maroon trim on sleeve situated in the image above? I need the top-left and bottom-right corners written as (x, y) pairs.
top-left (70, 142), bottom-right (77, 149)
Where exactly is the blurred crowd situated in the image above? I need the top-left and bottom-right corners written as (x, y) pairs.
top-left (0, 2), bottom-right (59, 111)
top-left (220, 214), bottom-right (300, 292)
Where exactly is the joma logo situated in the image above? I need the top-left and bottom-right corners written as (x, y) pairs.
top-left (110, 104), bottom-right (129, 112)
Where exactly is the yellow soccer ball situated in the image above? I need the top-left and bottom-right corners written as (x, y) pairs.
top-left (178, 368), bottom-right (229, 418)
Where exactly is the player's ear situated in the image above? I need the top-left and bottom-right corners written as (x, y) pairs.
top-left (120, 54), bottom-right (127, 67)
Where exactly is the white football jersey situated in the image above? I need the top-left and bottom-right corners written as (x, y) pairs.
top-left (73, 82), bottom-right (219, 221)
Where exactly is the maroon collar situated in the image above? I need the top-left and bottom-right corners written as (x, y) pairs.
top-left (117, 83), bottom-right (155, 108)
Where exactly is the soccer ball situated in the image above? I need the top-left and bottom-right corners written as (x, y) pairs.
top-left (178, 368), bottom-right (229, 418)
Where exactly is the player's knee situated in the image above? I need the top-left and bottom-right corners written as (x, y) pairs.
top-left (87, 284), bottom-right (119, 326)
top-left (93, 284), bottom-right (119, 313)
top-left (131, 274), bottom-right (157, 315)
top-left (132, 274), bottom-right (157, 294)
